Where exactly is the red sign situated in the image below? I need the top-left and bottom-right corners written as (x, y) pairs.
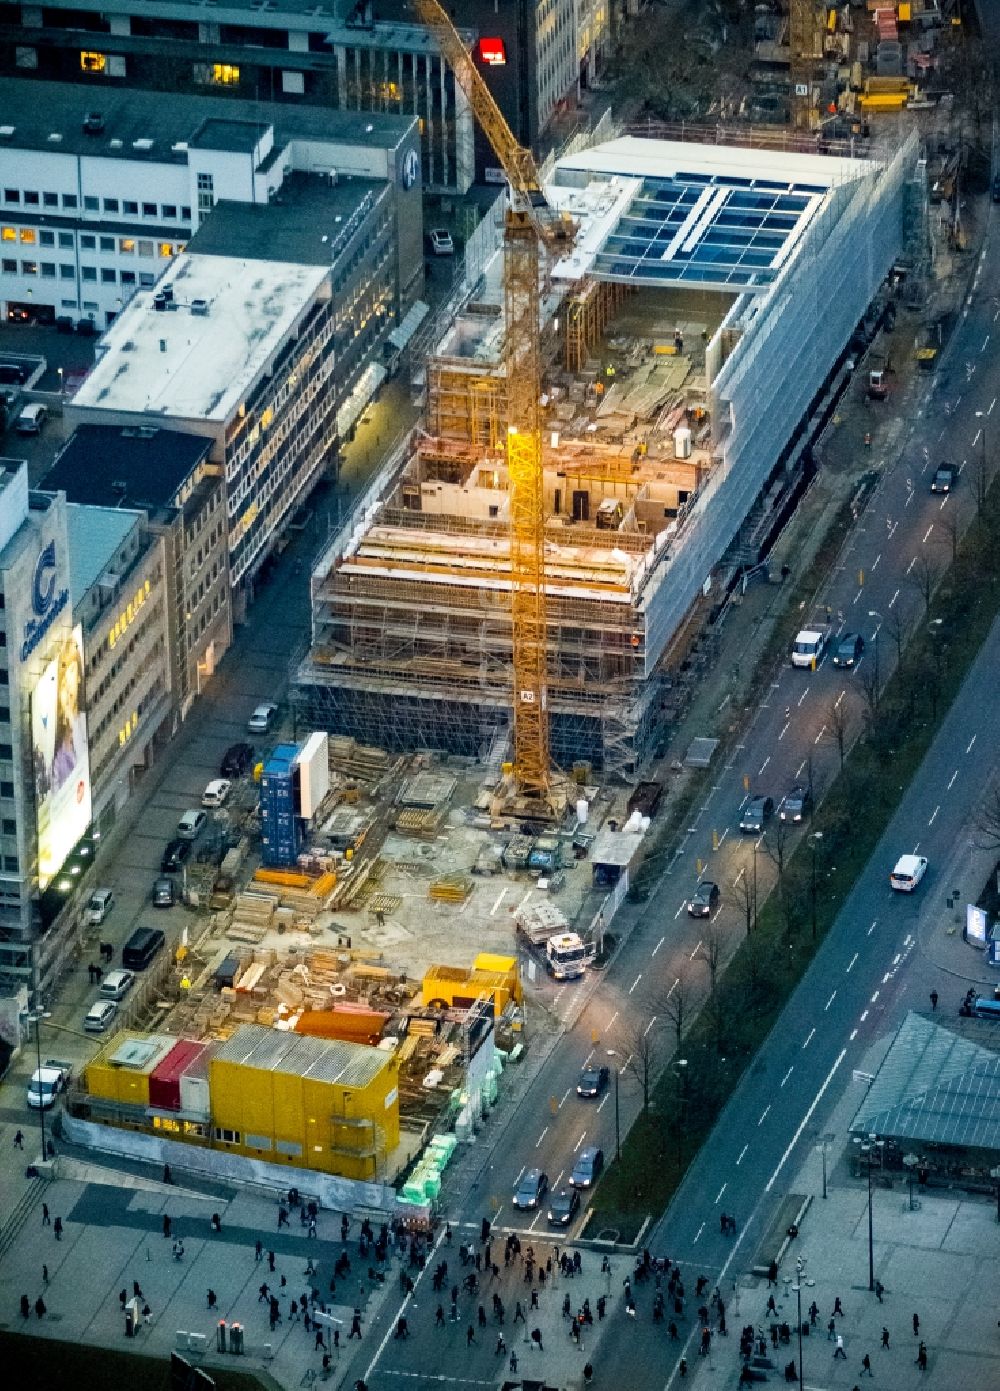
top-left (478, 37), bottom-right (506, 66)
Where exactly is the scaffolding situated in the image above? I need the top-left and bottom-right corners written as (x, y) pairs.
top-left (564, 280), bottom-right (631, 373)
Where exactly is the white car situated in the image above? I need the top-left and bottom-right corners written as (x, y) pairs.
top-left (791, 628), bottom-right (828, 669)
top-left (890, 854), bottom-right (928, 893)
top-left (247, 701), bottom-right (278, 734)
top-left (177, 808), bottom-right (207, 840)
top-left (86, 887), bottom-right (115, 925)
top-left (202, 778), bottom-right (232, 808)
top-left (84, 999), bottom-right (118, 1032)
top-left (429, 228), bottom-right (454, 256)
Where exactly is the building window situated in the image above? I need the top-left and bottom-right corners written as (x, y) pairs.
top-left (62, 194), bottom-right (77, 209)
top-left (124, 200), bottom-right (138, 216)
top-left (101, 268), bottom-right (115, 283)
top-left (139, 272), bottom-right (154, 287)
top-left (99, 235), bottom-right (115, 252)
top-left (0, 782), bottom-right (12, 798)
top-left (194, 62), bottom-right (240, 86)
top-left (24, 191), bottom-right (38, 206)
top-left (80, 50), bottom-right (107, 73)
top-left (120, 270), bottom-right (136, 286)
top-left (119, 238), bottom-right (135, 254)
top-left (138, 241), bottom-right (153, 258)
top-left (1, 819), bottom-right (13, 835)
top-left (103, 198), bottom-right (119, 213)
top-left (43, 192), bottom-right (57, 208)
top-left (19, 229), bottom-right (34, 244)
top-left (1, 259), bottom-right (15, 274)
top-left (21, 261), bottom-right (36, 276)
top-left (0, 745), bottom-right (11, 759)
top-left (59, 264), bottom-right (75, 279)
top-left (213, 1127), bottom-right (241, 1145)
top-left (3, 189), bottom-right (19, 204)
top-left (58, 231), bottom-right (73, 248)
top-left (83, 195), bottom-right (99, 212)
top-left (1, 227), bottom-right (14, 242)
top-left (181, 206), bottom-right (191, 222)
top-left (39, 230), bottom-right (54, 247)
top-left (142, 202), bottom-right (156, 217)
top-left (162, 204), bottom-right (177, 220)
top-left (80, 235), bottom-right (96, 250)
top-left (81, 266), bottom-right (97, 281)
top-left (159, 243), bottom-right (175, 259)
top-left (40, 262), bottom-right (55, 278)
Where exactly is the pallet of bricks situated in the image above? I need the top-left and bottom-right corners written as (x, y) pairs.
top-left (226, 889), bottom-right (277, 943)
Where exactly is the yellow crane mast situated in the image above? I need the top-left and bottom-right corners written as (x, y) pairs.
top-left (412, 0), bottom-right (574, 806)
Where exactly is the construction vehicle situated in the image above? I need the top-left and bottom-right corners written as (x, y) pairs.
top-left (515, 901), bottom-right (593, 980)
top-left (412, 0), bottom-right (575, 812)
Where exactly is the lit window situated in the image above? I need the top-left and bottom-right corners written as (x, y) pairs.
top-left (80, 51), bottom-right (107, 73)
top-left (19, 229), bottom-right (35, 244)
top-left (119, 238), bottom-right (135, 254)
top-left (0, 227), bottom-right (14, 242)
top-left (212, 63), bottom-right (240, 85)
top-left (158, 242), bottom-right (174, 259)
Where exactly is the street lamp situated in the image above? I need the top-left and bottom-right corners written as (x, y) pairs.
top-left (606, 1050), bottom-right (620, 1162)
top-left (864, 1134), bottom-right (883, 1292)
top-left (867, 610), bottom-right (881, 704)
top-left (673, 1058), bottom-right (688, 1167)
top-left (752, 839), bottom-right (759, 934)
top-left (791, 1258), bottom-right (805, 1391)
top-left (809, 832), bottom-right (823, 939)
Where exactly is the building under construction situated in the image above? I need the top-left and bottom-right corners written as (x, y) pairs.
top-left (296, 127), bottom-right (918, 779)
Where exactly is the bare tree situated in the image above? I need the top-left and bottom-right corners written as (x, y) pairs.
top-left (662, 972), bottom-right (692, 1050)
top-left (824, 692), bottom-right (852, 770)
top-left (883, 600), bottom-right (910, 668)
top-left (696, 924), bottom-right (725, 998)
top-left (906, 553), bottom-right (940, 615)
top-left (615, 1017), bottom-right (660, 1114)
top-left (975, 786), bottom-right (1000, 850)
top-left (938, 503), bottom-right (961, 563)
top-left (731, 865), bottom-right (756, 937)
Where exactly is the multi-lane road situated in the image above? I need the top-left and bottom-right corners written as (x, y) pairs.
top-left (360, 206), bottom-right (1000, 1386)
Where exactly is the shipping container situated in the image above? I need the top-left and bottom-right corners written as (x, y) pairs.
top-left (149, 1040), bottom-right (208, 1113)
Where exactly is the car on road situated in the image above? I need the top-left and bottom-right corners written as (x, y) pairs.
top-left (177, 808), bottom-right (207, 840)
top-left (546, 1188), bottom-right (581, 1226)
top-left (577, 1064), bottom-right (610, 1099)
top-left (152, 875), bottom-right (177, 907)
top-left (780, 785), bottom-right (813, 823)
top-left (570, 1145), bottom-right (604, 1189)
top-left (890, 853), bottom-right (928, 892)
top-left (161, 838), bottom-right (191, 873)
top-left (201, 778), bottom-right (231, 808)
top-left (930, 463), bottom-right (959, 494)
top-left (86, 887), bottom-right (115, 925)
top-left (513, 1168), bottom-right (548, 1210)
top-left (687, 880), bottom-right (720, 918)
top-left (791, 627), bottom-right (828, 669)
top-left (247, 701), bottom-right (278, 734)
top-left (428, 228), bottom-right (454, 256)
top-left (99, 968), bottom-right (135, 1002)
top-left (84, 999), bottom-right (118, 1032)
top-left (27, 1060), bottom-right (71, 1109)
top-left (832, 632), bottom-right (865, 668)
top-left (221, 741), bottom-right (254, 777)
top-left (739, 795), bottom-right (774, 834)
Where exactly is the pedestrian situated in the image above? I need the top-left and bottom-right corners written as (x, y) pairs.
top-left (930, 990), bottom-right (938, 1011)
top-left (530, 1288), bottom-right (539, 1310)
top-left (861, 1352), bottom-right (873, 1377)
top-left (42, 1265), bottom-right (48, 1286)
top-left (268, 1250), bottom-right (276, 1272)
top-left (436, 1305), bottom-right (445, 1328)
top-left (258, 1283), bottom-right (269, 1302)
top-left (510, 1351), bottom-right (518, 1374)
top-left (881, 1327), bottom-right (890, 1349)
top-left (514, 1300), bottom-right (525, 1324)
top-left (143, 1303), bottom-right (151, 1327)
top-left (912, 1313), bottom-right (920, 1337)
top-left (496, 1332), bottom-right (506, 1356)
top-left (133, 1281), bottom-right (143, 1300)
top-left (916, 1342), bottom-right (927, 1371)
top-left (211, 1213), bottom-right (222, 1233)
top-left (530, 1328), bottom-right (543, 1352)
top-left (834, 1335), bottom-right (847, 1360)
top-left (207, 1290), bottom-right (217, 1309)
top-left (833, 1297), bottom-right (844, 1318)
top-left (828, 1317), bottom-right (836, 1340)
top-left (163, 1214), bottom-right (171, 1239)
top-left (315, 1329), bottom-right (325, 1350)
top-left (874, 1280), bottom-right (884, 1303)
top-left (767, 1294), bottom-right (777, 1317)
top-left (19, 1294), bottom-right (30, 1319)
top-left (678, 1358), bottom-right (687, 1378)
top-left (120, 1289), bottom-right (128, 1310)
top-left (255, 1239), bottom-right (263, 1262)
top-left (278, 1207), bottom-right (289, 1229)
top-left (466, 1324), bottom-right (475, 1347)
top-left (481, 1216), bottom-right (491, 1244)
top-left (42, 1203), bottom-right (50, 1226)
top-left (13, 1129), bottom-right (23, 1149)
top-left (53, 1217), bottom-right (62, 1240)
top-left (809, 1301), bottom-right (818, 1326)
top-left (163, 1164), bottom-right (172, 1185)
top-left (350, 1312), bottom-right (362, 1339)
top-left (767, 1260), bottom-right (778, 1287)
top-left (34, 1296), bottom-right (46, 1319)
top-left (304, 1309), bottom-right (312, 1333)
top-left (308, 1218), bottom-right (317, 1239)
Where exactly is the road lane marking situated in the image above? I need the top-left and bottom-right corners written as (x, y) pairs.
top-left (574, 1131), bottom-right (587, 1153)
top-left (628, 973), bottom-right (642, 995)
top-left (860, 1009), bottom-right (869, 1022)
top-left (643, 1015), bottom-right (658, 1037)
top-left (758, 1105), bottom-right (770, 1126)
top-left (850, 1028), bottom-right (859, 1041)
top-left (693, 1223), bottom-right (704, 1244)
top-left (597, 1093), bottom-right (609, 1112)
top-left (973, 426), bottom-right (983, 445)
top-left (872, 553), bottom-right (881, 571)
top-left (871, 990), bottom-right (880, 1003)
top-left (928, 805), bottom-right (939, 826)
top-left (835, 689), bottom-right (846, 708)
top-left (560, 1088), bottom-right (571, 1106)
top-left (714, 1183), bottom-right (727, 1205)
top-left (652, 935), bottom-right (665, 955)
top-left (490, 887), bottom-right (509, 915)
top-left (689, 940), bottom-right (702, 960)
top-left (764, 1047), bottom-right (847, 1194)
top-left (940, 495), bottom-right (950, 510)
top-left (825, 990), bottom-right (837, 1011)
top-left (759, 755), bottom-right (771, 775)
top-left (514, 1165), bottom-right (525, 1184)
top-left (778, 721), bottom-right (791, 740)
top-left (796, 759), bottom-right (807, 777)
top-left (814, 725), bottom-right (827, 746)
top-left (736, 1145), bottom-right (748, 1166)
top-left (922, 525), bottom-right (934, 544)
top-left (947, 770), bottom-right (958, 790)
top-left (666, 978), bottom-right (680, 999)
top-left (608, 1011), bottom-right (618, 1028)
top-left (674, 902), bottom-right (684, 918)
top-left (853, 588), bottom-right (862, 605)
top-left (967, 735), bottom-right (977, 754)
top-left (781, 1067), bottom-right (794, 1087)
top-left (536, 1127), bottom-right (548, 1147)
top-left (797, 689), bottom-right (809, 707)
top-left (802, 1028), bottom-right (815, 1050)
top-left (868, 920), bottom-right (877, 936)
top-left (847, 953), bottom-right (858, 972)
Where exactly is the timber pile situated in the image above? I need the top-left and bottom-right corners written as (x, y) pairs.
top-left (429, 876), bottom-right (472, 904)
top-left (394, 806), bottom-right (446, 837)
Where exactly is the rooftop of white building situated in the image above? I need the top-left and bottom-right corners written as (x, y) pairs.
top-left (544, 135), bottom-right (879, 293)
top-left (72, 253), bottom-right (329, 423)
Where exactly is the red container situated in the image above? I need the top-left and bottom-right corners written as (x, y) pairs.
top-left (149, 1040), bottom-right (207, 1112)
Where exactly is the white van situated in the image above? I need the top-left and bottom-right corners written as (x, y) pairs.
top-left (15, 402), bottom-right (46, 435)
top-left (791, 628), bottom-right (828, 669)
top-left (890, 854), bottom-right (928, 892)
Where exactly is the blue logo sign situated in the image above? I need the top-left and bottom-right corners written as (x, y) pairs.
top-left (32, 540), bottom-right (57, 617)
top-left (402, 148), bottom-right (420, 191)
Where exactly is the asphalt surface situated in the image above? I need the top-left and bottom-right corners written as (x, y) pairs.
top-left (358, 205), bottom-right (1000, 1387)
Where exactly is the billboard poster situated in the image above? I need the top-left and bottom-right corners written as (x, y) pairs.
top-left (31, 623), bottom-right (91, 889)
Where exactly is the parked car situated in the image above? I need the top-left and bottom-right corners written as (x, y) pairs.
top-left (221, 741), bottom-right (255, 777)
top-left (739, 795), bottom-right (774, 834)
top-left (890, 853), bottom-right (928, 892)
top-left (429, 228), bottom-right (454, 256)
top-left (247, 701), bottom-right (278, 734)
top-left (576, 1064), bottom-right (610, 1099)
top-left (99, 968), bottom-right (135, 1002)
top-left (687, 880), bottom-right (720, 918)
top-left (833, 632), bottom-right (865, 668)
top-left (780, 785), bottom-right (813, 823)
top-left (84, 999), bottom-right (118, 1032)
top-left (152, 875), bottom-right (177, 907)
top-left (15, 402), bottom-right (46, 435)
top-left (86, 887), bottom-right (115, 925)
top-left (513, 1169), bottom-right (548, 1210)
top-left (201, 778), bottom-right (231, 808)
top-left (930, 463), bottom-right (958, 494)
top-left (177, 808), bottom-right (207, 840)
top-left (570, 1145), bottom-right (604, 1189)
top-left (27, 1060), bottom-right (72, 1110)
top-left (161, 838), bottom-right (191, 873)
top-left (546, 1188), bottom-right (581, 1227)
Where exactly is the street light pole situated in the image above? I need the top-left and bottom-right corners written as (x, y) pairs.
top-left (793, 1261), bottom-right (804, 1391)
top-left (33, 1011), bottom-right (46, 1161)
top-left (614, 1066), bottom-right (620, 1163)
top-left (809, 832), bottom-right (823, 940)
top-left (867, 1150), bottom-right (875, 1292)
top-left (752, 841), bottom-right (758, 934)
top-left (868, 610), bottom-right (881, 708)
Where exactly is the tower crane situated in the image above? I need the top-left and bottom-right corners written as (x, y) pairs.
top-left (412, 0), bottom-right (574, 808)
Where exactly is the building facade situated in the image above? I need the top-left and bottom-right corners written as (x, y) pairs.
top-left (67, 503), bottom-right (171, 835)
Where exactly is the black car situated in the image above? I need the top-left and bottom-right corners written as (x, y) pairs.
top-left (546, 1188), bottom-right (581, 1227)
top-left (513, 1169), bottom-right (548, 1210)
top-left (687, 881), bottom-right (720, 918)
top-left (152, 876), bottom-right (177, 907)
top-left (780, 785), bottom-right (813, 823)
top-left (739, 795), bottom-right (774, 833)
top-left (577, 1065), bottom-right (610, 1099)
top-left (930, 463), bottom-right (958, 494)
top-left (832, 632), bottom-right (865, 668)
top-left (221, 741), bottom-right (254, 778)
top-left (161, 838), bottom-right (192, 873)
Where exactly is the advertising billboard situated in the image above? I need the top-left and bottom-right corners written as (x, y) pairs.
top-left (31, 624), bottom-right (91, 889)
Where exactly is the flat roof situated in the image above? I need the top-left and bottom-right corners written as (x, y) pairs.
top-left (43, 424), bottom-right (212, 511)
top-left (71, 254), bottom-right (329, 423)
top-left (545, 136), bottom-right (876, 292)
top-left (0, 77), bottom-right (415, 162)
top-left (67, 502), bottom-right (142, 606)
top-left (213, 1022), bottom-right (391, 1090)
